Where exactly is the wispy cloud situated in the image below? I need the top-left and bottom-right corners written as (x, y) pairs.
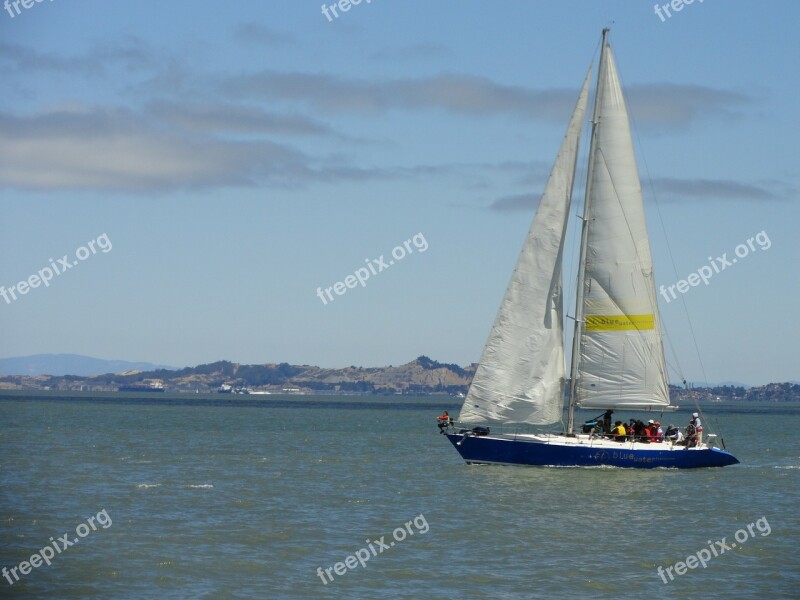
top-left (0, 35), bottom-right (766, 195)
top-left (0, 107), bottom-right (314, 191)
top-left (1, 36), bottom-right (756, 130)
top-left (369, 43), bottom-right (452, 62)
top-left (0, 101), bottom-right (548, 194)
top-left (649, 177), bottom-right (782, 202)
top-left (625, 84), bottom-right (753, 128)
top-left (0, 41), bottom-right (99, 76)
top-left (146, 100), bottom-right (338, 137)
top-left (488, 174), bottom-right (785, 212)
top-left (487, 174), bottom-right (790, 213)
top-left (0, 37), bottom-right (158, 77)
top-left (489, 193), bottom-right (538, 212)
top-left (225, 70), bottom-right (755, 127)
top-left (0, 104), bottom-right (504, 191)
top-left (225, 70), bottom-right (577, 119)
top-left (233, 23), bottom-right (294, 47)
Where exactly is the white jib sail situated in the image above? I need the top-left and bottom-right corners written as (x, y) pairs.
top-left (459, 69), bottom-right (592, 425)
top-left (575, 43), bottom-right (670, 410)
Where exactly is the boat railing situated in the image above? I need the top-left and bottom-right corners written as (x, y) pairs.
top-left (448, 422), bottom-right (719, 450)
top-left (514, 431), bottom-right (716, 451)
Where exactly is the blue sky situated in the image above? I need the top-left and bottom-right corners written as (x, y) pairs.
top-left (0, 0), bottom-right (797, 385)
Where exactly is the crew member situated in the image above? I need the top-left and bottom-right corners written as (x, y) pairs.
top-left (691, 412), bottom-right (703, 446)
top-left (602, 410), bottom-right (614, 434)
top-left (437, 411), bottom-right (452, 434)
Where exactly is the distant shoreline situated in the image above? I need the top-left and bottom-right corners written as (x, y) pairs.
top-left (0, 389), bottom-right (458, 405)
top-left (2, 390), bottom-right (798, 414)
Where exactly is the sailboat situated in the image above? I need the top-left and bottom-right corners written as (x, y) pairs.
top-left (444, 29), bottom-right (738, 469)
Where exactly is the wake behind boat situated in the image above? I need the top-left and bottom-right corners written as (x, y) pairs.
top-left (443, 29), bottom-right (738, 469)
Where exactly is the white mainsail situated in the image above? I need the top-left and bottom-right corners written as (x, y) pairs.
top-left (573, 40), bottom-right (670, 410)
top-left (458, 69), bottom-right (592, 425)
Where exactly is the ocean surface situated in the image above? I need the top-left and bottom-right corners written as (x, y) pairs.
top-left (1, 395), bottom-right (798, 599)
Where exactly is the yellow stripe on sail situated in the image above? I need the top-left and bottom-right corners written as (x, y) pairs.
top-left (585, 314), bottom-right (655, 331)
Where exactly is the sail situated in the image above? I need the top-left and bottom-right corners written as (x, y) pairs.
top-left (459, 69), bottom-right (591, 425)
top-left (574, 42), bottom-right (670, 410)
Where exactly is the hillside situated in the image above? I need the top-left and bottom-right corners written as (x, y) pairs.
top-left (0, 356), bottom-right (476, 396)
top-left (0, 356), bottom-right (797, 400)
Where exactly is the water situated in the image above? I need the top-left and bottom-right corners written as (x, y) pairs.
top-left (1, 396), bottom-right (798, 599)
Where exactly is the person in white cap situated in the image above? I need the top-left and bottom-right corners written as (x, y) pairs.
top-left (691, 412), bottom-right (703, 446)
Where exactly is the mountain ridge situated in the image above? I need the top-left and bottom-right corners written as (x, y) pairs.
top-left (0, 355), bottom-right (798, 401)
top-left (0, 354), bottom-right (175, 376)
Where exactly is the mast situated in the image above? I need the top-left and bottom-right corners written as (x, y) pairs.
top-left (566, 28), bottom-right (609, 434)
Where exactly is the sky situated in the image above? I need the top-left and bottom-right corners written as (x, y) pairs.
top-left (0, 0), bottom-right (797, 386)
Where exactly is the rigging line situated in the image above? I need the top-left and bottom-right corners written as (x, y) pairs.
top-left (624, 80), bottom-right (723, 437)
top-left (664, 356), bottom-right (684, 383)
top-left (611, 58), bottom-right (689, 386)
top-left (662, 322), bottom-right (685, 387)
top-left (628, 142), bottom-right (711, 395)
top-left (629, 132), bottom-right (695, 384)
top-left (621, 98), bottom-right (692, 385)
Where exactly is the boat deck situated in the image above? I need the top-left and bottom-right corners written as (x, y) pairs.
top-left (495, 432), bottom-right (713, 451)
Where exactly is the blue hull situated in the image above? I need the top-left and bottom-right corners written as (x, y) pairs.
top-left (446, 433), bottom-right (739, 469)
